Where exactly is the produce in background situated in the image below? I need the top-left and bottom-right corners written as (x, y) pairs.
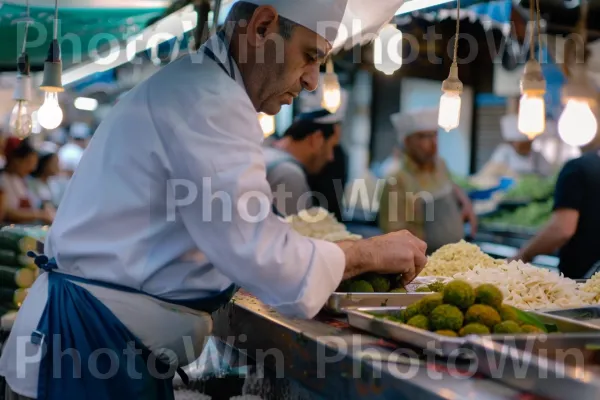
top-left (0, 226), bottom-right (48, 319)
top-left (370, 280), bottom-right (556, 337)
top-left (502, 174), bottom-right (556, 202)
top-left (481, 199), bottom-right (553, 229)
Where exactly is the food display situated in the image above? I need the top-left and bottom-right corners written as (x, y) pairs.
top-left (420, 240), bottom-right (504, 277)
top-left (285, 207), bottom-right (361, 242)
top-left (502, 174), bottom-right (555, 202)
top-left (367, 280), bottom-right (557, 336)
top-left (481, 198), bottom-right (552, 229)
top-left (0, 226), bottom-right (48, 320)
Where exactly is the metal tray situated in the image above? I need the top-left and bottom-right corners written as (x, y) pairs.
top-left (346, 307), bottom-right (600, 357)
top-left (465, 335), bottom-right (600, 400)
top-left (541, 306), bottom-right (600, 327)
top-left (324, 293), bottom-right (427, 314)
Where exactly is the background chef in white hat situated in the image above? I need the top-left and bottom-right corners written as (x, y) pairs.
top-left (379, 108), bottom-right (477, 253)
top-left (264, 87), bottom-right (348, 216)
top-left (0, 1), bottom-right (425, 398)
top-left (57, 121), bottom-right (92, 177)
top-left (481, 113), bottom-right (553, 177)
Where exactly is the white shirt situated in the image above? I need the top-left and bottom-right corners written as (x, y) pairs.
top-left (0, 34), bottom-right (345, 397)
top-left (489, 143), bottom-right (553, 176)
top-left (263, 147), bottom-right (312, 215)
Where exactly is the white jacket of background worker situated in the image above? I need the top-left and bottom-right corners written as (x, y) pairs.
top-left (0, 2), bottom-right (376, 398)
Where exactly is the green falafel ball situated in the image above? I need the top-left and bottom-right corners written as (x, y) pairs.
top-left (459, 323), bottom-right (491, 337)
top-left (415, 286), bottom-right (432, 293)
top-left (336, 280), bottom-right (352, 292)
top-left (435, 330), bottom-right (458, 337)
top-left (430, 304), bottom-right (464, 331)
top-left (493, 321), bottom-right (522, 334)
top-left (465, 304), bottom-right (502, 328)
top-left (475, 284), bottom-right (504, 308)
top-left (443, 280), bottom-right (475, 309)
top-left (418, 293), bottom-right (444, 316)
top-left (404, 303), bottom-right (421, 321)
top-left (390, 288), bottom-right (407, 293)
top-left (521, 324), bottom-right (545, 334)
top-left (368, 275), bottom-right (391, 292)
top-left (407, 315), bottom-right (430, 330)
top-left (498, 305), bottom-right (520, 323)
top-left (428, 281), bottom-right (446, 293)
top-left (348, 280), bottom-right (375, 293)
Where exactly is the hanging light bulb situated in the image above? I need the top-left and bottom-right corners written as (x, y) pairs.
top-left (374, 23), bottom-right (402, 75)
top-left (558, 99), bottom-right (597, 147)
top-left (37, 92), bottom-right (63, 130)
top-left (258, 113), bottom-right (275, 138)
top-left (321, 59), bottom-right (341, 113)
top-left (9, 43), bottom-right (33, 139)
top-left (39, 0), bottom-right (64, 130)
top-left (518, 62), bottom-right (546, 139)
top-left (438, 0), bottom-right (463, 132)
top-left (438, 64), bottom-right (463, 132)
top-left (557, 0), bottom-right (597, 147)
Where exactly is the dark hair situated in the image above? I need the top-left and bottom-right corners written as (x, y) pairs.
top-left (31, 152), bottom-right (57, 178)
top-left (5, 137), bottom-right (36, 161)
top-left (281, 120), bottom-right (335, 141)
top-left (224, 1), bottom-right (298, 39)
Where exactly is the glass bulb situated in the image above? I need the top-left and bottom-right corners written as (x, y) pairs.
top-left (518, 93), bottom-right (546, 139)
top-left (438, 91), bottom-right (461, 132)
top-left (258, 113), bottom-right (275, 138)
top-left (558, 99), bottom-right (598, 147)
top-left (8, 100), bottom-right (33, 139)
top-left (321, 73), bottom-right (341, 113)
top-left (37, 92), bottom-right (64, 130)
top-left (374, 24), bottom-right (402, 75)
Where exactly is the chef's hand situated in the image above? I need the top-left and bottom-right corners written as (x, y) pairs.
top-left (340, 230), bottom-right (427, 286)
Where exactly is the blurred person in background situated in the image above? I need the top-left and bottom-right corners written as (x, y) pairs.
top-left (0, 137), bottom-right (52, 224)
top-left (58, 122), bottom-right (91, 177)
top-left (378, 108), bottom-right (477, 254)
top-left (307, 144), bottom-right (347, 221)
top-left (264, 108), bottom-right (342, 216)
top-left (28, 142), bottom-right (62, 215)
top-left (513, 145), bottom-right (600, 279)
top-left (478, 114), bottom-right (553, 179)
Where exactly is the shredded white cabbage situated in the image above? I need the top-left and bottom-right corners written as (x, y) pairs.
top-left (453, 261), bottom-right (596, 310)
top-left (285, 207), bottom-right (362, 242)
top-left (581, 272), bottom-right (600, 302)
top-left (421, 240), bottom-right (504, 277)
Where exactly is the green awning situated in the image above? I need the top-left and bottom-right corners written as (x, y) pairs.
top-left (0, 3), bottom-right (165, 70)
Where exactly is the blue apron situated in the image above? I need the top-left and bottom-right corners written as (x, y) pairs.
top-left (29, 34), bottom-right (241, 400)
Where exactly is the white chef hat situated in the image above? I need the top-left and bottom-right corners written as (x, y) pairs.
top-left (69, 122), bottom-right (91, 140)
top-left (390, 108), bottom-right (440, 142)
top-left (242, 0), bottom-right (348, 44)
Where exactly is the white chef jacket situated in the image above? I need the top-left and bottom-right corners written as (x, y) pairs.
top-left (0, 33), bottom-right (345, 398)
top-left (489, 143), bottom-right (553, 176)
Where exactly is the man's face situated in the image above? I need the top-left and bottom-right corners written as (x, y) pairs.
top-left (245, 8), bottom-right (330, 115)
top-left (404, 130), bottom-right (438, 165)
top-left (306, 124), bottom-right (341, 174)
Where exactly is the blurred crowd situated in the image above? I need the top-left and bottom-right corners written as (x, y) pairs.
top-left (0, 122), bottom-right (91, 226)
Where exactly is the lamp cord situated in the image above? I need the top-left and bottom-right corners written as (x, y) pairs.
top-left (535, 0), bottom-right (541, 55)
top-left (21, 0), bottom-right (29, 54)
top-left (453, 0), bottom-right (460, 63)
top-left (53, 0), bottom-right (59, 40)
top-left (529, 0), bottom-right (535, 61)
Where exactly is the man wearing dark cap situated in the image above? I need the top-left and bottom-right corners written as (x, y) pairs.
top-left (264, 109), bottom-right (342, 215)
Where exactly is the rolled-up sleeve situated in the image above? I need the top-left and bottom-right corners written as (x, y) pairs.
top-left (150, 75), bottom-right (345, 319)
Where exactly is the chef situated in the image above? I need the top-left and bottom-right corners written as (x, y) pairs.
top-left (264, 89), bottom-right (347, 216)
top-left (479, 113), bottom-right (553, 178)
top-left (57, 121), bottom-right (91, 177)
top-left (0, 1), bottom-right (426, 399)
top-left (378, 108), bottom-right (477, 253)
